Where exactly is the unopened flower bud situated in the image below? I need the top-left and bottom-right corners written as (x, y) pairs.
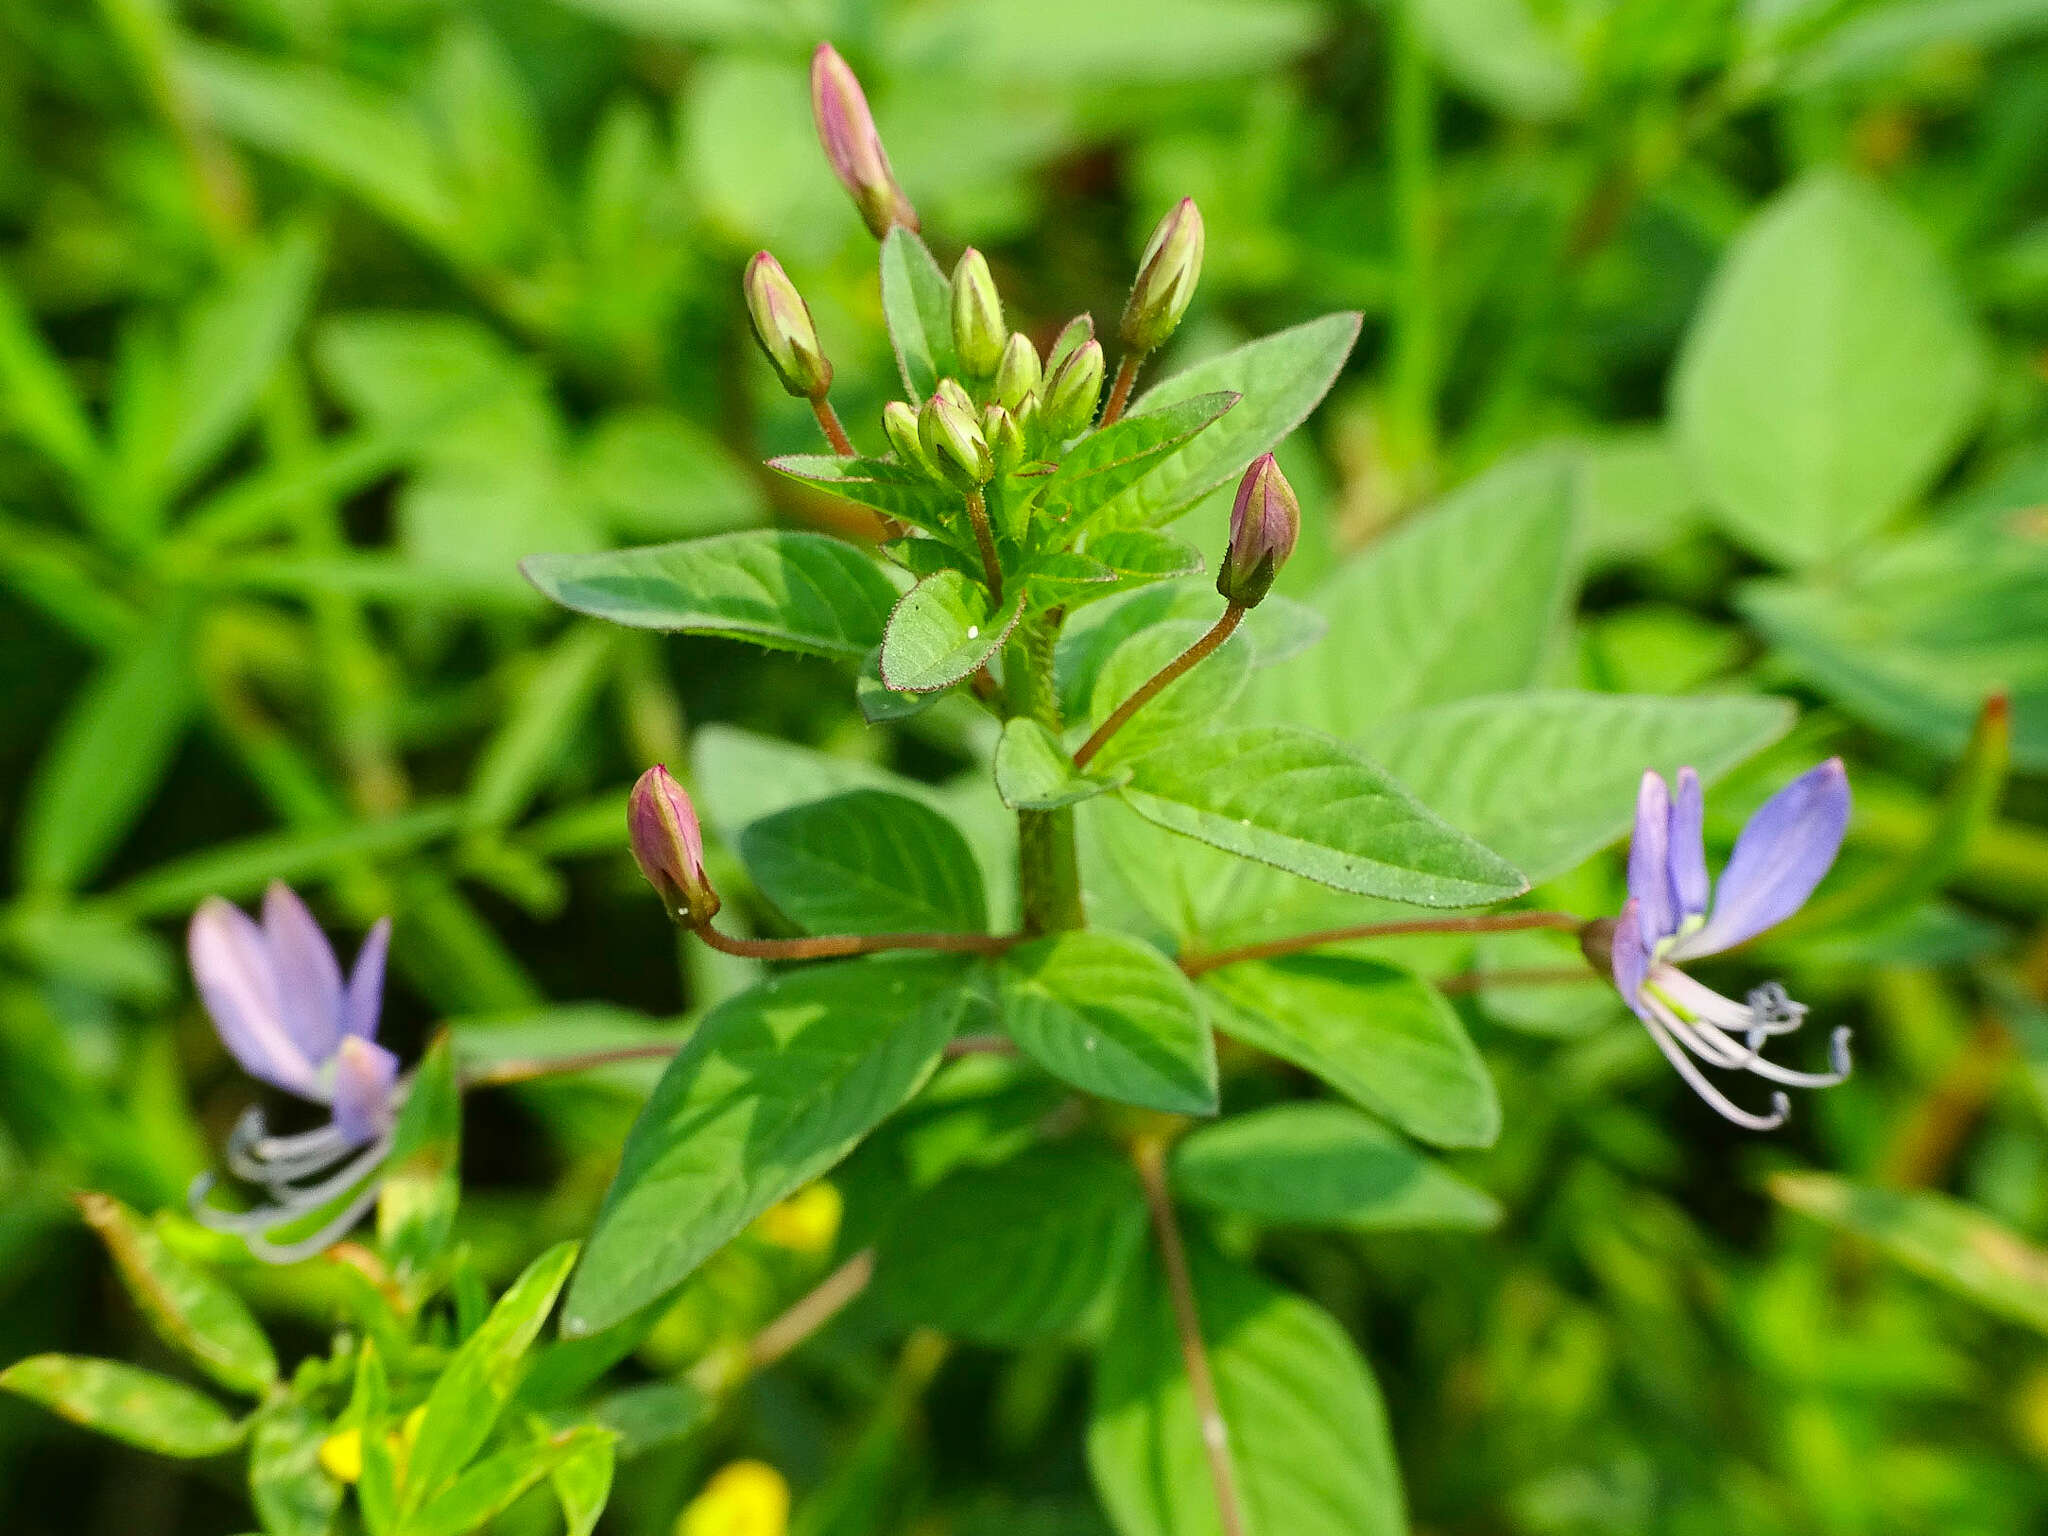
top-left (935, 376), bottom-right (974, 416)
top-left (883, 400), bottom-right (933, 474)
top-left (1216, 453), bottom-right (1299, 608)
top-left (951, 249), bottom-right (1005, 380)
top-left (1120, 198), bottom-right (1205, 354)
top-left (811, 43), bottom-right (918, 240)
top-left (628, 765), bottom-right (719, 924)
top-left (744, 252), bottom-right (831, 399)
top-left (1011, 389), bottom-right (1042, 452)
top-left (983, 403), bottom-right (1024, 476)
top-left (1578, 918), bottom-right (1616, 973)
top-left (1039, 337), bottom-right (1104, 441)
top-left (993, 333), bottom-right (1042, 412)
top-left (919, 390), bottom-right (993, 490)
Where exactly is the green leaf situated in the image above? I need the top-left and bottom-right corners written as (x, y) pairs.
top-left (402, 1242), bottom-right (580, 1513)
top-left (998, 932), bottom-right (1216, 1114)
top-left (1118, 314), bottom-right (1361, 527)
top-left (564, 957), bottom-right (976, 1335)
top-left (249, 1398), bottom-right (344, 1536)
top-left (1089, 1244), bottom-right (1404, 1536)
top-left (995, 718), bottom-right (1129, 810)
top-left (1058, 583), bottom-right (1324, 720)
top-left (19, 604), bottom-right (198, 893)
top-left (1250, 452), bottom-right (1576, 737)
top-left (583, 1381), bottom-right (711, 1458)
top-left (1363, 692), bottom-right (1795, 885)
top-left (157, 226), bottom-right (323, 501)
top-left (0, 272), bottom-right (102, 489)
top-left (1038, 393), bottom-right (1239, 531)
top-left (1085, 529), bottom-right (1207, 582)
top-left (881, 227), bottom-right (958, 400)
top-left (879, 569), bottom-right (1024, 693)
top-left (406, 1427), bottom-right (611, 1536)
top-left (856, 645), bottom-right (938, 723)
top-left (1772, 1173), bottom-right (2048, 1334)
top-left (376, 1036), bottom-right (461, 1281)
top-left (1173, 1103), bottom-right (1499, 1231)
top-left (1415, 0), bottom-right (1581, 120)
top-left (738, 789), bottom-right (988, 935)
top-left (1672, 172), bottom-right (1989, 569)
top-left (1087, 617), bottom-right (1253, 766)
top-left (770, 454), bottom-right (960, 536)
top-left (522, 531), bottom-right (901, 659)
top-left (551, 1431), bottom-right (616, 1536)
top-left (77, 1193), bottom-right (277, 1396)
top-left (1119, 726), bottom-right (1527, 909)
top-left (0, 1356), bottom-right (245, 1458)
top-left (577, 407), bottom-right (764, 540)
top-left (871, 1146), bottom-right (1149, 1344)
top-left (1203, 958), bottom-right (1498, 1148)
top-left (465, 627), bottom-right (617, 831)
top-left (1739, 496), bottom-right (2048, 769)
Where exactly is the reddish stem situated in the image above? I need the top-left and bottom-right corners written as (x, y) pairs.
top-left (1179, 911), bottom-right (1583, 978)
top-left (1074, 605), bottom-right (1244, 769)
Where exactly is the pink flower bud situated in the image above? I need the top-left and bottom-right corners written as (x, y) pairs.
top-left (1217, 454), bottom-right (1299, 608)
top-left (811, 43), bottom-right (919, 240)
top-left (744, 252), bottom-right (832, 399)
top-left (628, 765), bottom-right (719, 924)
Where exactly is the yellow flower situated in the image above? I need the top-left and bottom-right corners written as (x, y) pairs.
top-left (753, 1182), bottom-right (842, 1256)
top-left (317, 1427), bottom-right (363, 1484)
top-left (678, 1460), bottom-right (790, 1536)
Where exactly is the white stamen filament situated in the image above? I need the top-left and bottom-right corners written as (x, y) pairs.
top-left (1637, 1007), bottom-right (1791, 1131)
top-left (1636, 966), bottom-right (1850, 1123)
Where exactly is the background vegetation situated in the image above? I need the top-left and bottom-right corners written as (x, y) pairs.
top-left (2, 0), bottom-right (2046, 1531)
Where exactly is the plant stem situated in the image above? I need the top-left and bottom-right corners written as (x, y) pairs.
top-left (1178, 910), bottom-right (1582, 977)
top-left (461, 1043), bottom-right (684, 1088)
top-left (811, 395), bottom-right (856, 456)
top-left (696, 923), bottom-right (1014, 961)
top-left (1074, 604), bottom-right (1244, 769)
top-left (687, 1248), bottom-right (878, 1396)
top-left (1133, 1136), bottom-right (1247, 1536)
top-left (1102, 353), bottom-right (1145, 426)
top-left (1006, 615), bottom-right (1086, 934)
top-left (965, 486), bottom-right (1003, 603)
top-left (1434, 964), bottom-right (1591, 995)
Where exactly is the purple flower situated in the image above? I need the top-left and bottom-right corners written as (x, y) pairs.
top-left (1606, 760), bottom-right (1853, 1130)
top-left (186, 884), bottom-right (403, 1262)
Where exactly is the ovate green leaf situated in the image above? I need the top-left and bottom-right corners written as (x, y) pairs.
top-left (739, 789), bottom-right (988, 935)
top-left (0, 1356), bottom-right (245, 1458)
top-left (998, 932), bottom-right (1216, 1114)
top-left (1174, 1103), bottom-right (1499, 1231)
top-left (523, 531), bottom-right (901, 659)
top-left (1203, 958), bottom-right (1498, 1148)
top-left (1119, 726), bottom-right (1526, 908)
top-left (564, 957), bottom-right (975, 1334)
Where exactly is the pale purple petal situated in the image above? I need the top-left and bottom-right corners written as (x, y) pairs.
top-left (1626, 771), bottom-right (1677, 948)
top-left (1669, 767), bottom-right (1709, 923)
top-left (330, 1038), bottom-right (400, 1146)
top-left (343, 918), bottom-right (391, 1044)
top-left (1611, 898), bottom-right (1650, 1016)
top-left (261, 883), bottom-right (346, 1063)
top-left (1678, 759), bottom-right (1850, 959)
top-left (188, 898), bottom-right (320, 1097)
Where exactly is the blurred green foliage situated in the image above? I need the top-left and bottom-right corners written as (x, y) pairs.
top-left (1, 0), bottom-right (2047, 1532)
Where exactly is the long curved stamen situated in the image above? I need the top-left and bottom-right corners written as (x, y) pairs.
top-left (1638, 1010), bottom-right (1791, 1130)
top-left (246, 1181), bottom-right (386, 1265)
top-left (225, 1109), bottom-right (354, 1187)
top-left (1641, 982), bottom-right (1754, 1069)
top-left (1732, 1026), bottom-right (1853, 1088)
top-left (190, 1137), bottom-right (390, 1235)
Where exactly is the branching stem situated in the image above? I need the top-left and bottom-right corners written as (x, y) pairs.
top-left (1179, 910), bottom-right (1583, 977)
top-left (1074, 604), bottom-right (1244, 769)
top-left (965, 486), bottom-right (1003, 603)
top-left (1133, 1135), bottom-right (1246, 1536)
top-left (462, 1043), bottom-right (682, 1088)
top-left (1102, 353), bottom-right (1145, 426)
top-left (696, 922), bottom-right (1015, 962)
top-left (811, 395), bottom-right (855, 456)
